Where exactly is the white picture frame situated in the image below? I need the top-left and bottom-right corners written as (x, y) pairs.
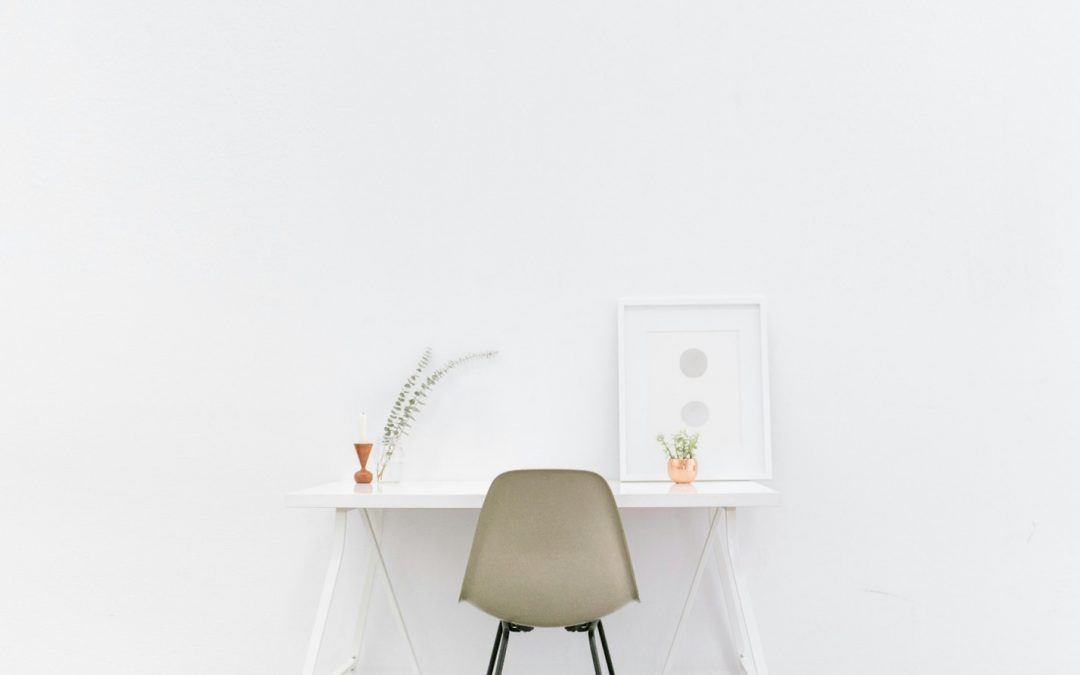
top-left (618, 296), bottom-right (772, 482)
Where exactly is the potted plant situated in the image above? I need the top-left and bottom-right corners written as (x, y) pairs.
top-left (656, 430), bottom-right (699, 484)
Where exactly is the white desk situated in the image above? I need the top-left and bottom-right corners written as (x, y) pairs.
top-left (288, 480), bottom-right (779, 675)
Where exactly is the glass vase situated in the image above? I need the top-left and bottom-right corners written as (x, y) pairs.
top-left (376, 440), bottom-right (405, 483)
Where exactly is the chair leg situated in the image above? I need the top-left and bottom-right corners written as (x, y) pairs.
top-left (597, 620), bottom-right (615, 675)
top-left (494, 621), bottom-right (511, 675)
top-left (486, 622), bottom-right (504, 675)
top-left (587, 623), bottom-right (603, 675)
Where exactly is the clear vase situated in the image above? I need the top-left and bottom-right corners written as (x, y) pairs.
top-left (376, 440), bottom-right (405, 483)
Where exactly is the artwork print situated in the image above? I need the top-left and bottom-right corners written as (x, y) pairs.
top-left (619, 298), bottom-right (771, 481)
top-left (646, 330), bottom-right (742, 457)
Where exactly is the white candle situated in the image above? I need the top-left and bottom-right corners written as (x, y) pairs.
top-left (360, 413), bottom-right (368, 443)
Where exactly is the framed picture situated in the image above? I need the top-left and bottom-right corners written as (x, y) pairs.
top-left (618, 297), bottom-right (772, 482)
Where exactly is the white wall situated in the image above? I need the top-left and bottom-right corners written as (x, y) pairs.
top-left (3, 0), bottom-right (1080, 673)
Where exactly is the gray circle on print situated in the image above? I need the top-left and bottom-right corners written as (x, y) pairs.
top-left (681, 401), bottom-right (710, 427)
top-left (679, 348), bottom-right (708, 378)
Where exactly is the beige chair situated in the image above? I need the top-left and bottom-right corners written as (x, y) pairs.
top-left (460, 470), bottom-right (639, 674)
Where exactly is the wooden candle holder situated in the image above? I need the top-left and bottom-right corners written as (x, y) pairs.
top-left (354, 443), bottom-right (374, 484)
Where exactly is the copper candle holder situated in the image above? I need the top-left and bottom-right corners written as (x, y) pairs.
top-left (354, 443), bottom-right (374, 484)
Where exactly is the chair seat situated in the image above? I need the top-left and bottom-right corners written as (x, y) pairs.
top-left (460, 470), bottom-right (639, 627)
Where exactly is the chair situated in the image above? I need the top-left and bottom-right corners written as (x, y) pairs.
top-left (460, 469), bottom-right (639, 674)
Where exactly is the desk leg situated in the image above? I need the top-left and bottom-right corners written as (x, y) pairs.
top-left (360, 509), bottom-right (422, 675)
top-left (714, 508), bottom-right (768, 675)
top-left (337, 509), bottom-right (383, 674)
top-left (302, 508), bottom-right (349, 675)
top-left (661, 508), bottom-right (722, 675)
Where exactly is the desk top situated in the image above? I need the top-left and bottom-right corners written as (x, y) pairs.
top-left (286, 480), bottom-right (779, 509)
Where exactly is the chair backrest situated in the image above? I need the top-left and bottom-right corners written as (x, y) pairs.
top-left (460, 469), bottom-right (639, 628)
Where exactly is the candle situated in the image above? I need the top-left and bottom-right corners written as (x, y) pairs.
top-left (360, 413), bottom-right (368, 443)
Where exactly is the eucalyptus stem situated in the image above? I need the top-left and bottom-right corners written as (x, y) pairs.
top-left (377, 348), bottom-right (498, 478)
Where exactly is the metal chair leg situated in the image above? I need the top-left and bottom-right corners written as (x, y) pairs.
top-left (597, 620), bottom-right (615, 675)
top-left (485, 618), bottom-right (613, 674)
top-left (494, 621), bottom-right (511, 675)
top-left (587, 622), bottom-right (603, 675)
top-left (486, 622), bottom-right (504, 675)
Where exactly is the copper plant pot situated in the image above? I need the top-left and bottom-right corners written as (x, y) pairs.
top-left (354, 443), bottom-right (374, 484)
top-left (667, 458), bottom-right (698, 484)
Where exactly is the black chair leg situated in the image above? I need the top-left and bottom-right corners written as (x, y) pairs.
top-left (597, 620), bottom-right (615, 675)
top-left (587, 622), bottom-right (603, 675)
top-left (487, 618), bottom-right (613, 674)
top-left (494, 621), bottom-right (511, 675)
top-left (486, 622), bottom-right (504, 675)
